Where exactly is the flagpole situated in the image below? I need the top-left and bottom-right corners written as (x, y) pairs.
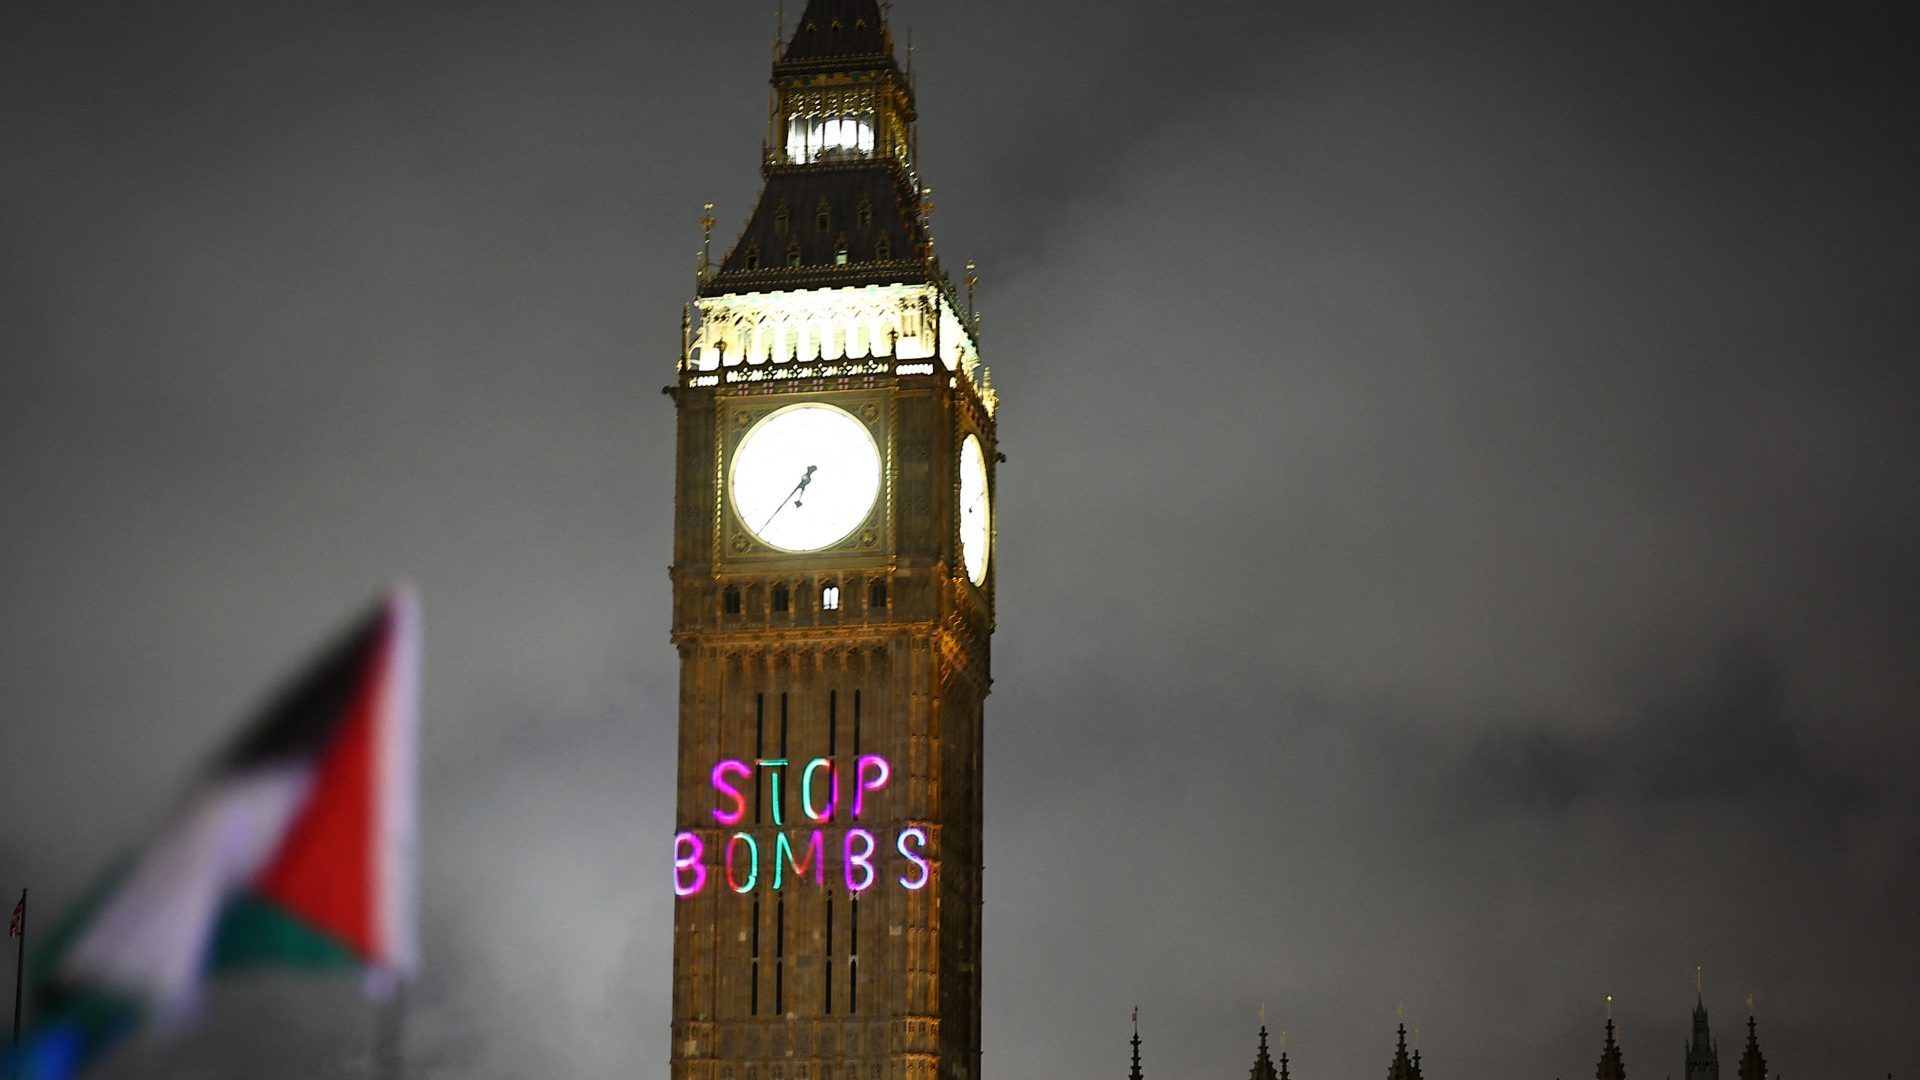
top-left (377, 978), bottom-right (405, 1080)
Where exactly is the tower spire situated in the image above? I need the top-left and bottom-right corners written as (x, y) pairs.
top-left (1130, 1008), bottom-right (1143, 1080)
top-left (1686, 974), bottom-right (1721, 1080)
top-left (1736, 1000), bottom-right (1767, 1080)
top-left (1597, 1008), bottom-right (1627, 1080)
top-left (1249, 1020), bottom-right (1281, 1080)
top-left (1388, 1023), bottom-right (1418, 1080)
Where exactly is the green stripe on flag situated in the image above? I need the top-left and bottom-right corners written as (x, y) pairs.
top-left (211, 894), bottom-right (361, 971)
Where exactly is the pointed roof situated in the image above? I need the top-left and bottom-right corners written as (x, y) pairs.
top-left (779, 0), bottom-right (895, 74)
top-left (1250, 1026), bottom-right (1282, 1080)
top-left (1597, 1019), bottom-right (1627, 1080)
top-left (1737, 1011), bottom-right (1767, 1080)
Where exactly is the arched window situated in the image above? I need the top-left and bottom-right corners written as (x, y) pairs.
top-left (771, 583), bottom-right (790, 614)
top-left (774, 202), bottom-right (791, 234)
top-left (856, 199), bottom-right (873, 230)
top-left (743, 243), bottom-right (761, 271)
top-left (787, 238), bottom-right (803, 268)
top-left (723, 587), bottom-right (742, 616)
top-left (816, 199), bottom-right (832, 232)
top-left (821, 584), bottom-right (842, 611)
top-left (867, 579), bottom-right (888, 610)
top-left (875, 235), bottom-right (892, 261)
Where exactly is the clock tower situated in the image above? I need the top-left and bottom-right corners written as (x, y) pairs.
top-left (665, 6), bottom-right (997, 1080)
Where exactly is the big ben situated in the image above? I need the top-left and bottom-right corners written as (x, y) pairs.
top-left (665, 4), bottom-right (997, 1080)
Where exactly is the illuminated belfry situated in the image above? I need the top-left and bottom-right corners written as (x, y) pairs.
top-left (666, 3), bottom-right (997, 1080)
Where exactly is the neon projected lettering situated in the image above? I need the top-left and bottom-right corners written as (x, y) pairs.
top-left (777, 829), bottom-right (825, 889)
top-left (725, 832), bottom-right (759, 893)
top-left (802, 758), bottom-right (839, 822)
top-left (672, 754), bottom-right (931, 898)
top-left (853, 755), bottom-right (890, 819)
top-left (896, 827), bottom-right (930, 891)
top-left (674, 832), bottom-right (706, 897)
top-left (761, 759), bottom-right (788, 826)
top-left (711, 760), bottom-right (750, 826)
top-left (844, 829), bottom-right (876, 893)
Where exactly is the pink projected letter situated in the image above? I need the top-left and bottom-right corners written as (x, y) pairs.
top-left (852, 755), bottom-right (891, 820)
top-left (844, 829), bottom-right (876, 893)
top-left (673, 832), bottom-right (707, 897)
top-left (711, 760), bottom-right (750, 826)
top-left (724, 832), bottom-right (759, 894)
top-left (776, 829), bottom-right (826, 889)
top-left (896, 827), bottom-right (931, 891)
top-left (802, 758), bottom-right (839, 822)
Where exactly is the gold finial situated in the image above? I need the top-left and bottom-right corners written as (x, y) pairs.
top-left (1396, 1001), bottom-right (1405, 1021)
top-left (698, 202), bottom-right (716, 279)
top-left (1279, 1031), bottom-right (1288, 1048)
top-left (1412, 1028), bottom-right (1421, 1049)
top-left (1746, 994), bottom-right (1755, 1015)
top-left (1259, 1003), bottom-right (1267, 1024)
top-left (964, 259), bottom-right (979, 315)
top-left (1696, 966), bottom-right (1704, 996)
top-left (1605, 995), bottom-right (1614, 1020)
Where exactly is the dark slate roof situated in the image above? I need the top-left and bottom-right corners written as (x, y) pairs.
top-left (779, 0), bottom-right (893, 74)
top-left (701, 161), bottom-right (934, 295)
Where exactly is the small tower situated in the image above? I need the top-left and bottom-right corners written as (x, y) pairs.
top-left (1685, 976), bottom-right (1721, 1080)
top-left (1251, 1025), bottom-right (1282, 1080)
top-left (1736, 1001), bottom-right (1767, 1080)
top-left (1597, 1013), bottom-right (1627, 1080)
top-left (1387, 1024), bottom-right (1419, 1080)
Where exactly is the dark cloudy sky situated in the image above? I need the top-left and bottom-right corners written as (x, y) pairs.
top-left (3, 1), bottom-right (1917, 1078)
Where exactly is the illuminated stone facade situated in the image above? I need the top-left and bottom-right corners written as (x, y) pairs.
top-left (666, 6), bottom-right (996, 1080)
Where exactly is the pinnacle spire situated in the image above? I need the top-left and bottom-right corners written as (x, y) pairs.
top-left (1251, 1025), bottom-right (1282, 1080)
top-left (1388, 1024), bottom-right (1419, 1080)
top-left (1686, 979), bottom-right (1720, 1080)
top-left (1597, 1016), bottom-right (1627, 1080)
top-left (1736, 1004), bottom-right (1766, 1080)
top-left (1130, 1008), bottom-right (1143, 1080)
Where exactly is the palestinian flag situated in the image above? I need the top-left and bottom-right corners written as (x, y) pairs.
top-left (9, 588), bottom-right (421, 1080)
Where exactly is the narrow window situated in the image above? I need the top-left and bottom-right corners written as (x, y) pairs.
top-left (816, 202), bottom-right (831, 231)
top-left (849, 896), bottom-right (859, 1014)
top-left (853, 690), bottom-right (861, 756)
top-left (787, 240), bottom-right (803, 268)
top-left (868, 579), bottom-right (887, 611)
top-left (822, 584), bottom-right (841, 611)
top-left (875, 235), bottom-right (891, 261)
top-left (828, 690), bottom-right (837, 757)
top-left (744, 244), bottom-right (761, 271)
top-left (779, 693), bottom-right (790, 822)
top-left (724, 587), bottom-right (742, 616)
top-left (836, 245), bottom-right (850, 266)
top-left (751, 896), bottom-right (762, 1015)
top-left (771, 583), bottom-right (789, 613)
top-left (825, 891), bottom-right (835, 1014)
top-left (775, 203), bottom-right (791, 234)
top-left (857, 201), bottom-right (873, 230)
top-left (775, 897), bottom-right (786, 1014)
top-left (754, 693), bottom-right (765, 824)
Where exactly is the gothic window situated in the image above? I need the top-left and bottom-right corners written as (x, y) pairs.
top-left (868, 579), bottom-right (888, 611)
top-left (816, 200), bottom-right (831, 231)
top-left (787, 238), bottom-right (803, 268)
top-left (821, 584), bottom-right (841, 611)
top-left (771, 583), bottom-right (789, 613)
top-left (744, 243), bottom-right (761, 271)
top-left (774, 202), bottom-right (791, 234)
top-left (835, 235), bottom-right (850, 265)
top-left (856, 199), bottom-right (873, 229)
top-left (724, 587), bottom-right (742, 616)
top-left (875, 235), bottom-right (892, 261)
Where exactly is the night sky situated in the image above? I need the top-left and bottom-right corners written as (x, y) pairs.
top-left (3, 2), bottom-right (1917, 1079)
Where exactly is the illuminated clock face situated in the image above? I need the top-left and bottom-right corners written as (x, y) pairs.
top-left (730, 403), bottom-right (882, 552)
top-left (958, 434), bottom-right (990, 586)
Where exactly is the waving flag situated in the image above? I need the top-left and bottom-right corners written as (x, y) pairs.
top-left (8, 587), bottom-right (421, 1080)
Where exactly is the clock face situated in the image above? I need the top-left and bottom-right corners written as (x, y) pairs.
top-left (958, 434), bottom-right (990, 586)
top-left (730, 403), bottom-right (882, 553)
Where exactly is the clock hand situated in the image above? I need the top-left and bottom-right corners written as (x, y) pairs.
top-left (760, 465), bottom-right (818, 532)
